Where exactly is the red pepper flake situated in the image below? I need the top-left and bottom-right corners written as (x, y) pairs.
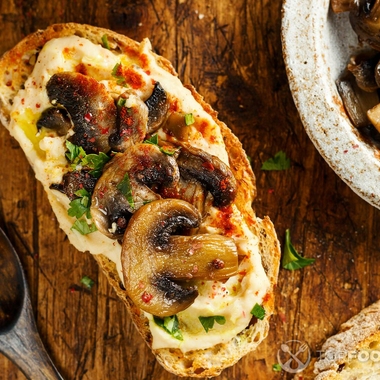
top-left (89, 137), bottom-right (96, 143)
top-left (21, 98), bottom-right (25, 105)
top-left (141, 291), bottom-right (153, 303)
top-left (84, 113), bottom-right (92, 122)
top-left (262, 292), bottom-right (271, 303)
top-left (268, 188), bottom-right (275, 194)
top-left (352, 144), bottom-right (359, 149)
top-left (35, 103), bottom-right (41, 108)
top-left (343, 149), bottom-right (348, 154)
top-left (202, 161), bottom-right (215, 171)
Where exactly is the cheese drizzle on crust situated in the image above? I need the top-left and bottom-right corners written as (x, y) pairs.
top-left (0, 23), bottom-right (281, 377)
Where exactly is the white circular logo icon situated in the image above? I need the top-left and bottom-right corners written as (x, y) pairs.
top-left (277, 340), bottom-right (311, 373)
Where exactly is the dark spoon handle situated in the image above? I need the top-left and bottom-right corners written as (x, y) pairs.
top-left (0, 294), bottom-right (64, 380)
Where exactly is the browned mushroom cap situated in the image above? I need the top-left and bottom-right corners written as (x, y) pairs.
top-left (176, 144), bottom-right (237, 208)
top-left (145, 82), bottom-right (170, 133)
top-left (109, 91), bottom-right (148, 152)
top-left (121, 199), bottom-right (238, 317)
top-left (91, 143), bottom-right (180, 239)
top-left (46, 72), bottom-right (117, 154)
top-left (348, 1), bottom-right (380, 50)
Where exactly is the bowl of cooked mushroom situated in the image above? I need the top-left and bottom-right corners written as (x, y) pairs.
top-left (282, 0), bottom-right (380, 209)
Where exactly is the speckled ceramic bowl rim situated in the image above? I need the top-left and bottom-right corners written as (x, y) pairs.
top-left (282, 0), bottom-right (380, 209)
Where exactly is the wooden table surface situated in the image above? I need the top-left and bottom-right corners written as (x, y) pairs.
top-left (1, 0), bottom-right (379, 379)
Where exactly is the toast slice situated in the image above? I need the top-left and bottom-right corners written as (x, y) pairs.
top-left (0, 23), bottom-right (281, 377)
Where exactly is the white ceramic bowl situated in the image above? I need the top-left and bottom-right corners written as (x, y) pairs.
top-left (282, 0), bottom-right (380, 209)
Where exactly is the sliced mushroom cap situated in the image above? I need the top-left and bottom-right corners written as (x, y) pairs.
top-left (46, 72), bottom-right (117, 154)
top-left (145, 82), bottom-right (170, 133)
top-left (347, 51), bottom-right (380, 92)
top-left (121, 199), bottom-right (238, 317)
top-left (91, 143), bottom-right (180, 239)
top-left (176, 144), bottom-right (237, 208)
top-left (37, 107), bottom-right (72, 136)
top-left (109, 91), bottom-right (148, 152)
top-left (349, 1), bottom-right (380, 50)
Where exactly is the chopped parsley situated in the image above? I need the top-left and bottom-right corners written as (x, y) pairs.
top-left (198, 316), bottom-right (226, 333)
top-left (261, 151), bottom-right (291, 170)
top-left (101, 34), bottom-right (110, 49)
top-left (153, 315), bottom-right (183, 341)
top-left (111, 63), bottom-right (127, 86)
top-left (68, 189), bottom-right (91, 219)
top-left (71, 219), bottom-right (97, 235)
top-left (117, 173), bottom-right (135, 209)
top-left (65, 142), bottom-right (109, 234)
top-left (143, 133), bottom-right (180, 156)
top-left (184, 113), bottom-right (195, 126)
top-left (65, 141), bottom-right (110, 178)
top-left (282, 229), bottom-right (315, 270)
top-left (272, 363), bottom-right (282, 372)
top-left (80, 275), bottom-right (95, 289)
top-left (250, 303), bottom-right (266, 320)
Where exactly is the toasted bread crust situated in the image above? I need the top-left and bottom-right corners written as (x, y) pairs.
top-left (0, 23), bottom-right (280, 377)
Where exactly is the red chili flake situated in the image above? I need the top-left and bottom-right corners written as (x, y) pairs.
top-left (268, 188), bottom-right (275, 194)
top-left (343, 149), bottom-right (348, 154)
top-left (141, 291), bottom-right (153, 303)
top-left (262, 292), bottom-right (271, 302)
top-left (21, 98), bottom-right (25, 105)
top-left (84, 113), bottom-right (92, 122)
top-left (352, 144), bottom-right (359, 149)
top-left (69, 287), bottom-right (77, 293)
top-left (35, 103), bottom-right (41, 108)
top-left (202, 161), bottom-right (215, 171)
top-left (89, 137), bottom-right (96, 143)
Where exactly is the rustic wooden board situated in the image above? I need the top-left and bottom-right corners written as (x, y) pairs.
top-left (1, 0), bottom-right (380, 379)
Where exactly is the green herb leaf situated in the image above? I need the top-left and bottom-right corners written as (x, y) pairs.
top-left (65, 140), bottom-right (86, 164)
top-left (68, 198), bottom-right (89, 219)
top-left (117, 97), bottom-right (127, 108)
top-left (184, 113), bottom-right (195, 126)
top-left (198, 315), bottom-right (226, 333)
top-left (71, 219), bottom-right (97, 235)
top-left (117, 173), bottom-right (134, 209)
top-left (101, 34), bottom-right (110, 49)
top-left (272, 363), bottom-right (282, 372)
top-left (261, 151), bottom-right (291, 171)
top-left (282, 229), bottom-right (315, 270)
top-left (144, 134), bottom-right (159, 146)
top-left (80, 275), bottom-right (95, 289)
top-left (81, 152), bottom-right (110, 178)
top-left (111, 63), bottom-right (127, 86)
top-left (153, 315), bottom-right (183, 341)
top-left (250, 303), bottom-right (266, 320)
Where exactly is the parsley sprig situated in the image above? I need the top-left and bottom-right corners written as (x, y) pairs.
top-left (198, 315), bottom-right (226, 333)
top-left (251, 303), bottom-right (266, 320)
top-left (261, 151), bottom-right (291, 171)
top-left (111, 63), bottom-right (127, 86)
top-left (144, 134), bottom-right (180, 156)
top-left (153, 315), bottom-right (183, 341)
top-left (282, 229), bottom-right (315, 270)
top-left (65, 141), bottom-right (110, 178)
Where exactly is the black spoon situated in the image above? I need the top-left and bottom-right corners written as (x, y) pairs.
top-left (0, 227), bottom-right (64, 379)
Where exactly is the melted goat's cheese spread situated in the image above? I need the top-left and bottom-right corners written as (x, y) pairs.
top-left (8, 35), bottom-right (270, 352)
